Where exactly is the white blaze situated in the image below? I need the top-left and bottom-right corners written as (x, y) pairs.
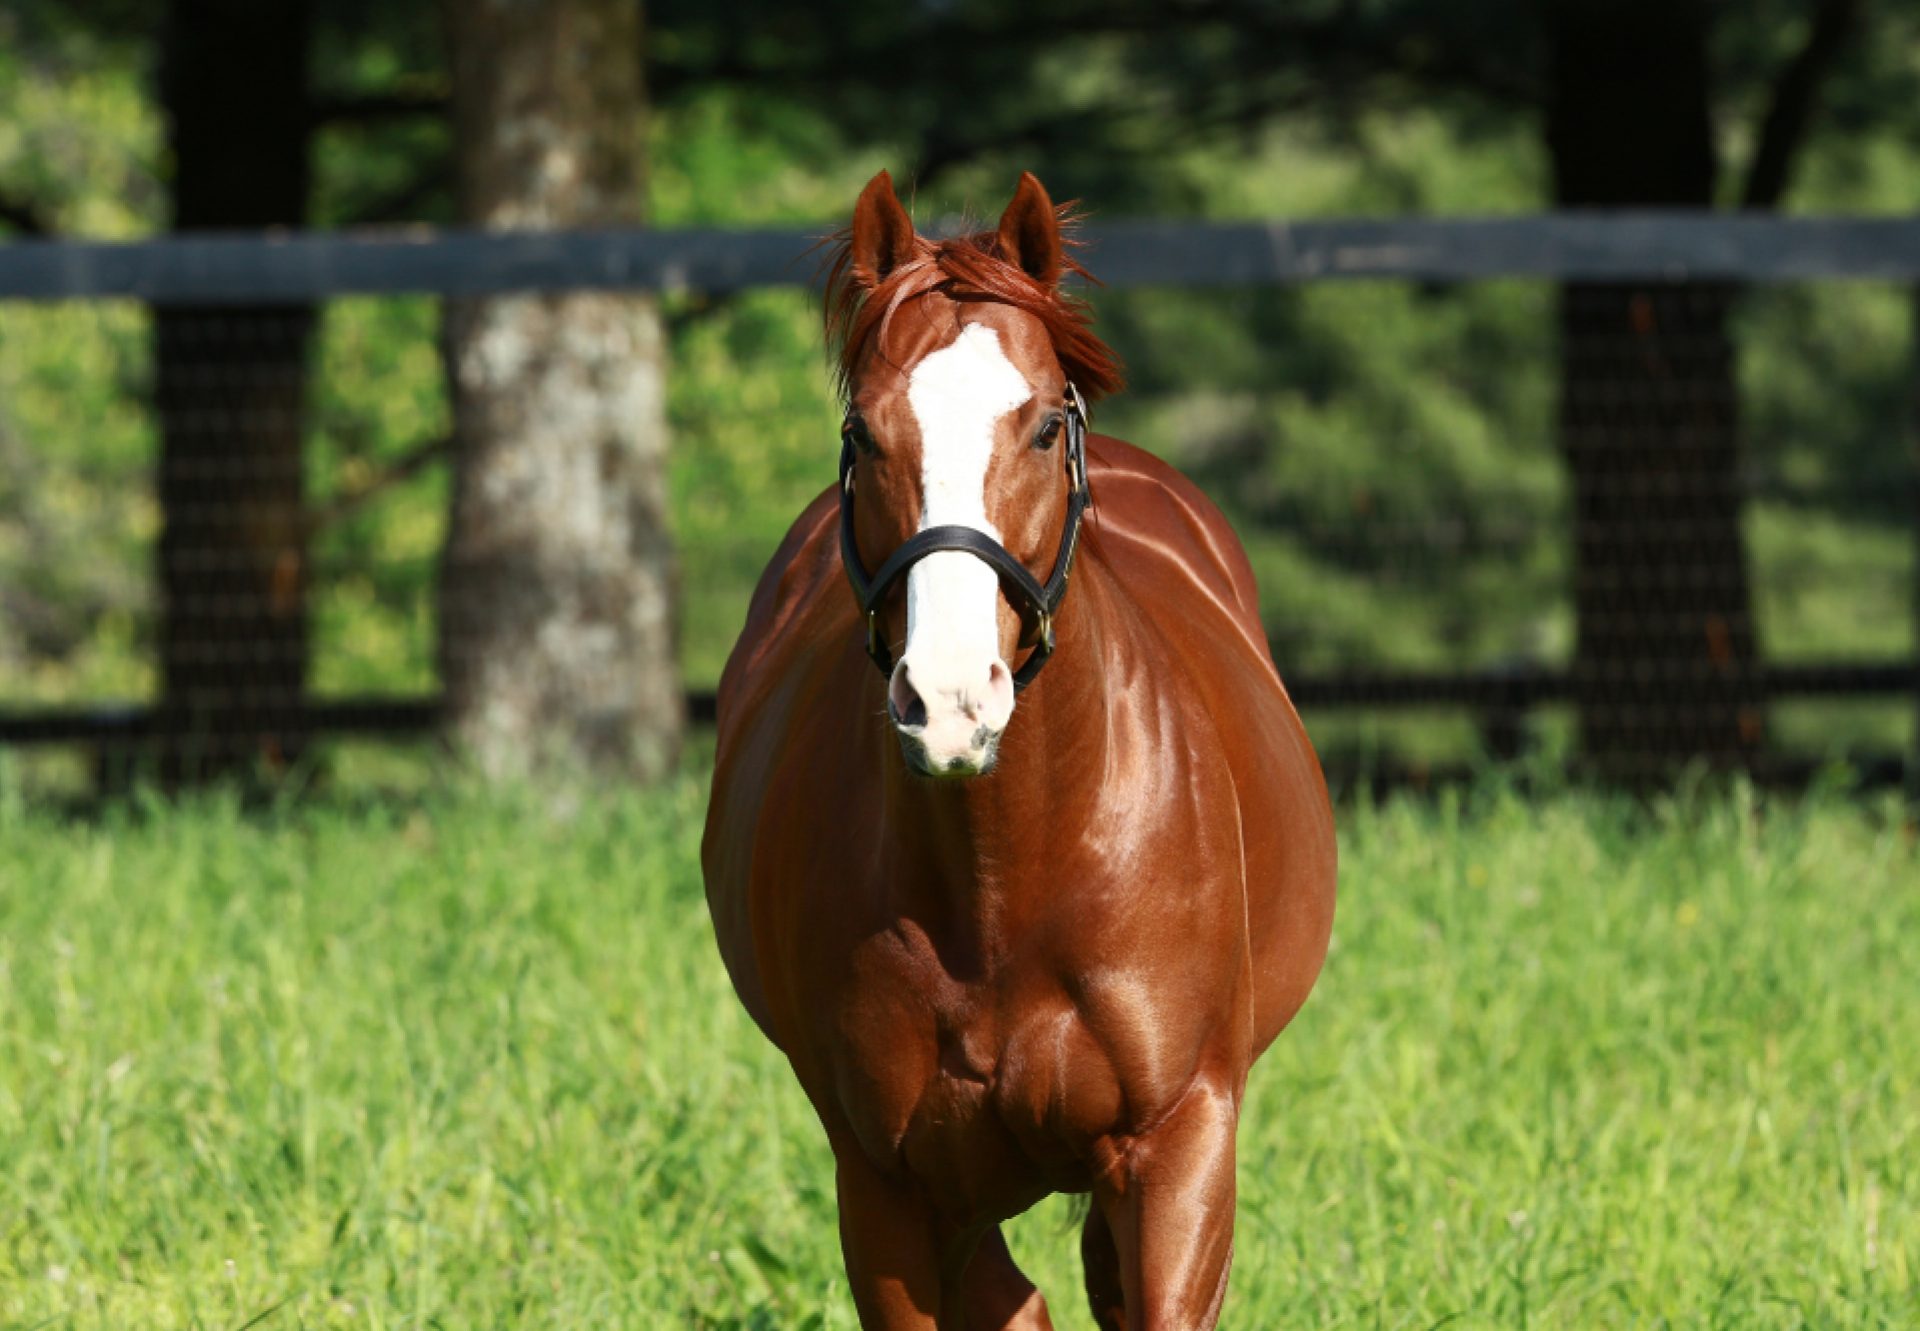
top-left (899, 322), bottom-right (1031, 735)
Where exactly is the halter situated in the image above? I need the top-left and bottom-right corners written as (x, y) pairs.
top-left (838, 383), bottom-right (1091, 694)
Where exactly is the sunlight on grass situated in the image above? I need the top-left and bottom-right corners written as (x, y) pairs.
top-left (1, 774), bottom-right (1915, 1327)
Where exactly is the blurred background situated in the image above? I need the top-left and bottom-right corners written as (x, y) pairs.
top-left (3, 0), bottom-right (1920, 798)
top-left (6, 7), bottom-right (1920, 1328)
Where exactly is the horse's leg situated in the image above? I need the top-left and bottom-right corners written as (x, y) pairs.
top-left (1079, 1200), bottom-right (1127, 1328)
top-left (838, 1145), bottom-right (1031, 1329)
top-left (1089, 1079), bottom-right (1239, 1330)
top-left (834, 1146), bottom-right (945, 1329)
top-left (960, 1225), bottom-right (1053, 1330)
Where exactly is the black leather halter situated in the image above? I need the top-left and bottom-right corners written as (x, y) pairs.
top-left (838, 383), bottom-right (1091, 694)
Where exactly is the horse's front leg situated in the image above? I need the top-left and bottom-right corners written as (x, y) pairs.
top-left (835, 1145), bottom-right (1052, 1330)
top-left (834, 1142), bottom-right (945, 1329)
top-left (1087, 1077), bottom-right (1240, 1330)
top-left (962, 1225), bottom-right (1055, 1330)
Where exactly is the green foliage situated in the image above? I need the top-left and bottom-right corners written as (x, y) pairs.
top-left (0, 300), bottom-right (156, 703)
top-left (0, 774), bottom-right (1914, 1326)
top-left (306, 297), bottom-right (452, 696)
top-left (667, 288), bottom-right (842, 685)
top-left (0, 10), bottom-right (159, 238)
top-left (1099, 278), bottom-right (1566, 676)
top-left (1, 20), bottom-right (1916, 774)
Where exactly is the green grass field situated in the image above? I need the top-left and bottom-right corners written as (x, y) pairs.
top-left (2, 770), bottom-right (1916, 1328)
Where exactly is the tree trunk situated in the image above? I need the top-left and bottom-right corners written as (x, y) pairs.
top-left (1547, 0), bottom-right (1763, 785)
top-left (150, 0), bottom-right (315, 786)
top-left (439, 0), bottom-right (682, 781)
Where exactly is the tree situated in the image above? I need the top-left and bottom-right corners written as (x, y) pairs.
top-left (439, 0), bottom-right (683, 781)
top-left (151, 0), bottom-right (316, 784)
top-left (1546, 0), bottom-right (1752, 780)
top-left (1156, 0), bottom-right (1863, 782)
top-left (1546, 0), bottom-right (1860, 783)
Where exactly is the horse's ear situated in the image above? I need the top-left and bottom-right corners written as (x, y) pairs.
top-left (996, 172), bottom-right (1063, 287)
top-left (849, 170), bottom-right (916, 287)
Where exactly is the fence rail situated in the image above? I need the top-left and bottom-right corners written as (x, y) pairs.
top-left (7, 214), bottom-right (1920, 304)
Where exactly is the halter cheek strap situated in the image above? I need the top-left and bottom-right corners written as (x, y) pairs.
top-left (838, 384), bottom-right (1091, 694)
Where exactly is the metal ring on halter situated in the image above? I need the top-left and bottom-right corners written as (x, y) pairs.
top-left (838, 385), bottom-right (1091, 693)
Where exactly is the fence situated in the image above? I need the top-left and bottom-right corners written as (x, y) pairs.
top-left (1, 215), bottom-right (1917, 790)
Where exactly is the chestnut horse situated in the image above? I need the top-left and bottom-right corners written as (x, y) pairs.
top-left (702, 171), bottom-right (1336, 1329)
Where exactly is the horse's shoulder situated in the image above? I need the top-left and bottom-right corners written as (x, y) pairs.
top-left (1081, 440), bottom-right (1335, 1053)
top-left (705, 486), bottom-right (855, 1047)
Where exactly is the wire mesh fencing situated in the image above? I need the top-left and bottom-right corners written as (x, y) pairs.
top-left (1, 221), bottom-right (1916, 795)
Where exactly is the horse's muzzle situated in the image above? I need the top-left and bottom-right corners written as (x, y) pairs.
top-left (887, 655), bottom-right (1012, 778)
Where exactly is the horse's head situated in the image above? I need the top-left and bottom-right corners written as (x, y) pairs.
top-left (827, 171), bottom-right (1123, 778)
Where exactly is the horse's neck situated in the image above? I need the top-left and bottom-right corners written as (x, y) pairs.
top-left (877, 601), bottom-right (1109, 932)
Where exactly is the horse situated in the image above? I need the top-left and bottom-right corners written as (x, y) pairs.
top-left (702, 170), bottom-right (1337, 1330)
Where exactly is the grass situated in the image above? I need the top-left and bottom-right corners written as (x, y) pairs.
top-left (1, 770), bottom-right (1916, 1328)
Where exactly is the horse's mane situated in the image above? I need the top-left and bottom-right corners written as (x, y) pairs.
top-left (822, 207), bottom-right (1126, 405)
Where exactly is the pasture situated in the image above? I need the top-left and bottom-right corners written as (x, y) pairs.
top-left (1, 767), bottom-right (1915, 1328)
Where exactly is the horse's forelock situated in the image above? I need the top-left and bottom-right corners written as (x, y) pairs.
top-left (823, 206), bottom-right (1125, 405)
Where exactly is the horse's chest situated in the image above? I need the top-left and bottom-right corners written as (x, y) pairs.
top-left (821, 934), bottom-right (1123, 1207)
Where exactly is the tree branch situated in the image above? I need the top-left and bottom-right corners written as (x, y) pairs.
top-left (306, 437), bottom-right (449, 536)
top-left (908, 103), bottom-right (1131, 192)
top-left (337, 170), bottom-right (452, 227)
top-left (879, 7), bottom-right (1538, 189)
top-left (1741, 0), bottom-right (1863, 210)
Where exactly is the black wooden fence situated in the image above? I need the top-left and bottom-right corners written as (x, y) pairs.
top-left (2, 214), bottom-right (1917, 785)
top-left (9, 215), bottom-right (1920, 301)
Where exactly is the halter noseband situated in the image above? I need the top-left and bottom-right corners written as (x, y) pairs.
top-left (838, 383), bottom-right (1091, 694)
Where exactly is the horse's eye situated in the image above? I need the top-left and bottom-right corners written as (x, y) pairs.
top-left (1035, 415), bottom-right (1063, 451)
top-left (842, 417), bottom-right (876, 455)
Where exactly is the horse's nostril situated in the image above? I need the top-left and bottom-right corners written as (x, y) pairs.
top-left (888, 665), bottom-right (928, 728)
